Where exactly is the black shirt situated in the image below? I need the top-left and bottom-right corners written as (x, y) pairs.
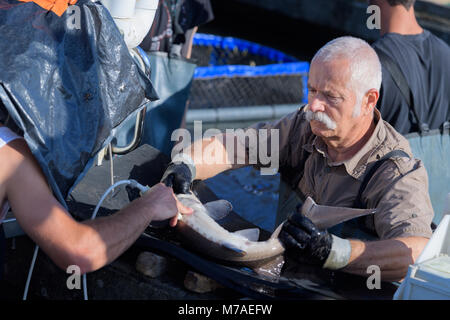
top-left (372, 30), bottom-right (450, 134)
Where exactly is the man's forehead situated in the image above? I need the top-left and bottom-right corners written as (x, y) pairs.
top-left (308, 58), bottom-right (351, 90)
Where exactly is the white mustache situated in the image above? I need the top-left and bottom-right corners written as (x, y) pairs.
top-left (305, 110), bottom-right (337, 130)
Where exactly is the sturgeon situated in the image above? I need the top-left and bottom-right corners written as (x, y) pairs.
top-left (175, 193), bottom-right (376, 276)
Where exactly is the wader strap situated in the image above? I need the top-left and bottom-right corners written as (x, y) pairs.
top-left (343, 149), bottom-right (411, 239)
top-left (375, 49), bottom-right (429, 134)
top-left (277, 149), bottom-right (411, 237)
top-left (353, 149), bottom-right (410, 209)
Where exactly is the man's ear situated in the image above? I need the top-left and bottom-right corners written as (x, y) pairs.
top-left (363, 89), bottom-right (379, 115)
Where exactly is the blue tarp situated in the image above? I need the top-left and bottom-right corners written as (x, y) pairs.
top-left (193, 33), bottom-right (310, 104)
top-left (193, 33), bottom-right (299, 64)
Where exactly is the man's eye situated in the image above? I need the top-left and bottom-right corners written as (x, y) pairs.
top-left (327, 95), bottom-right (340, 101)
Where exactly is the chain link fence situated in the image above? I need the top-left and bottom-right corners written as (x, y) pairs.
top-left (189, 34), bottom-right (309, 110)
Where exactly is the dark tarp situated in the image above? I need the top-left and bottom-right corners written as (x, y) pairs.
top-left (0, 0), bottom-right (158, 205)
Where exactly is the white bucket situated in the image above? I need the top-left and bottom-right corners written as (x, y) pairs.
top-left (136, 0), bottom-right (159, 10)
top-left (101, 0), bottom-right (137, 19)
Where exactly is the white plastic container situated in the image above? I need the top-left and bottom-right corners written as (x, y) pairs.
top-left (136, 0), bottom-right (159, 10)
top-left (101, 0), bottom-right (159, 48)
top-left (101, 0), bottom-right (137, 19)
top-left (394, 214), bottom-right (450, 300)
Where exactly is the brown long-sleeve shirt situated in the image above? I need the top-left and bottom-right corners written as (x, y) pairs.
top-left (246, 107), bottom-right (434, 239)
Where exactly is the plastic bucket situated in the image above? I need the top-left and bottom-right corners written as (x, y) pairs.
top-left (101, 0), bottom-right (136, 19)
top-left (136, 0), bottom-right (159, 10)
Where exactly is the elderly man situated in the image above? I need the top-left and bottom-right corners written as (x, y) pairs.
top-left (161, 36), bottom-right (434, 282)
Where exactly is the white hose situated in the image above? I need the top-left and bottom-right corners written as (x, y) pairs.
top-left (23, 179), bottom-right (149, 300)
top-left (22, 244), bottom-right (39, 300)
top-left (83, 179), bottom-right (149, 300)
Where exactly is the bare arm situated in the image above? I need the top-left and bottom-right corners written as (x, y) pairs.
top-left (172, 110), bottom-right (298, 181)
top-left (2, 139), bottom-right (191, 274)
top-left (342, 237), bottom-right (428, 281)
top-left (182, 133), bottom-right (249, 180)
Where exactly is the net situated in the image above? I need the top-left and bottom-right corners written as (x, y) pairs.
top-left (189, 34), bottom-right (309, 109)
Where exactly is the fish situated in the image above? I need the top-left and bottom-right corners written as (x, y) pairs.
top-left (175, 192), bottom-right (285, 276)
top-left (175, 193), bottom-right (376, 278)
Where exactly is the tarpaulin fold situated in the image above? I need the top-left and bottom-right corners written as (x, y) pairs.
top-left (0, 0), bottom-right (158, 205)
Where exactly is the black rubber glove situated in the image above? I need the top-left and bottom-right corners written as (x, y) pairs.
top-left (279, 212), bottom-right (333, 267)
top-left (160, 162), bottom-right (193, 194)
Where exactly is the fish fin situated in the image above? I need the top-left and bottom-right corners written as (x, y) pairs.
top-left (300, 196), bottom-right (317, 216)
top-left (233, 228), bottom-right (260, 241)
top-left (204, 200), bottom-right (233, 220)
top-left (301, 196), bottom-right (377, 230)
top-left (269, 222), bottom-right (285, 239)
top-left (253, 255), bottom-right (285, 280)
top-left (221, 242), bottom-right (246, 257)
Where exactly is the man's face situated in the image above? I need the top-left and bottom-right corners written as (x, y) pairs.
top-left (306, 58), bottom-right (363, 142)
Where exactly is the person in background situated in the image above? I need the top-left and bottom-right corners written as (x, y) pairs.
top-left (134, 0), bottom-right (214, 156)
top-left (0, 0), bottom-right (194, 284)
top-left (369, 0), bottom-right (450, 134)
top-left (139, 0), bottom-right (214, 58)
top-left (0, 123), bottom-right (192, 280)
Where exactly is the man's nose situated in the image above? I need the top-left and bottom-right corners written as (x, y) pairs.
top-left (308, 97), bottom-right (326, 113)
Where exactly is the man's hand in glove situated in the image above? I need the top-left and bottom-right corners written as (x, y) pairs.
top-left (160, 154), bottom-right (196, 194)
top-left (279, 212), bottom-right (352, 270)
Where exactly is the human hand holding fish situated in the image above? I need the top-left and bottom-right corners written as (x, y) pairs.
top-left (140, 182), bottom-right (193, 227)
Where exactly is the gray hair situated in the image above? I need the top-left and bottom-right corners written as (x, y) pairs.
top-left (312, 36), bottom-right (382, 117)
